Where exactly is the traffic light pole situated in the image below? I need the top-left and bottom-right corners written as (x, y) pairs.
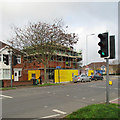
top-left (106, 58), bottom-right (109, 104)
top-left (10, 52), bottom-right (13, 88)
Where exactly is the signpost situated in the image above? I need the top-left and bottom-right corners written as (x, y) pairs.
top-left (56, 66), bottom-right (61, 83)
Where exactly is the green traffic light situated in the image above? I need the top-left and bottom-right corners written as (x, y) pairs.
top-left (102, 52), bottom-right (105, 55)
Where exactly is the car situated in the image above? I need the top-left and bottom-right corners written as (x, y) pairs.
top-left (90, 74), bottom-right (103, 81)
top-left (73, 74), bottom-right (91, 82)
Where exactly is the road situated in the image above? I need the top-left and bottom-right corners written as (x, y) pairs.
top-left (1, 76), bottom-right (119, 119)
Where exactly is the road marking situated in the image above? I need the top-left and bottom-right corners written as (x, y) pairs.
top-left (66, 95), bottom-right (70, 97)
top-left (53, 109), bottom-right (66, 115)
top-left (90, 85), bottom-right (118, 90)
top-left (0, 95), bottom-right (13, 99)
top-left (41, 114), bottom-right (60, 118)
top-left (110, 97), bottom-right (120, 102)
top-left (44, 106), bottom-right (48, 108)
top-left (114, 88), bottom-right (118, 90)
top-left (90, 85), bottom-right (106, 89)
top-left (82, 97), bottom-right (86, 99)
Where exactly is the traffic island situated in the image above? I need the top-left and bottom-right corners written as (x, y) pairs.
top-left (64, 103), bottom-right (120, 119)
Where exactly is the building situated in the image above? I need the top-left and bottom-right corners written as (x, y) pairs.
top-left (82, 61), bottom-right (120, 75)
top-left (0, 41), bottom-right (33, 87)
top-left (0, 41), bottom-right (82, 87)
top-left (22, 44), bottom-right (82, 83)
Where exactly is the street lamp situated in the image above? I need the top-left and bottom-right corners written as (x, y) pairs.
top-left (86, 33), bottom-right (95, 66)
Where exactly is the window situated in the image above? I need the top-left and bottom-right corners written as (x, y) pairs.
top-left (32, 74), bottom-right (36, 78)
top-left (50, 56), bottom-right (55, 61)
top-left (57, 56), bottom-right (63, 62)
top-left (3, 69), bottom-right (10, 79)
top-left (15, 72), bottom-right (17, 76)
top-left (65, 57), bottom-right (71, 67)
top-left (17, 56), bottom-right (21, 64)
top-left (73, 58), bottom-right (76, 63)
top-left (19, 71), bottom-right (21, 77)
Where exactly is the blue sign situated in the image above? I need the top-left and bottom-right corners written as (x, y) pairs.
top-left (95, 70), bottom-right (103, 75)
top-left (56, 66), bottom-right (61, 69)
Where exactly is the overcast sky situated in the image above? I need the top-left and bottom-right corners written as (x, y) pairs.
top-left (0, 1), bottom-right (119, 65)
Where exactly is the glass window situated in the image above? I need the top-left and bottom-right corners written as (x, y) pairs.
top-left (19, 71), bottom-right (21, 77)
top-left (65, 57), bottom-right (71, 67)
top-left (57, 56), bottom-right (62, 62)
top-left (32, 74), bottom-right (35, 78)
top-left (50, 56), bottom-right (54, 61)
top-left (15, 73), bottom-right (17, 76)
top-left (3, 69), bottom-right (10, 79)
top-left (17, 56), bottom-right (21, 64)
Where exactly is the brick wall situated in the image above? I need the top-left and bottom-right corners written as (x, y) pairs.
top-left (3, 80), bottom-right (33, 87)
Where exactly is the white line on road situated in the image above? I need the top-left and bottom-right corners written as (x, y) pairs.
top-left (0, 95), bottom-right (13, 99)
top-left (89, 85), bottom-right (118, 90)
top-left (44, 106), bottom-right (48, 108)
top-left (110, 97), bottom-right (120, 102)
top-left (66, 95), bottom-right (70, 97)
top-left (53, 109), bottom-right (66, 115)
top-left (82, 97), bottom-right (86, 99)
top-left (41, 114), bottom-right (60, 119)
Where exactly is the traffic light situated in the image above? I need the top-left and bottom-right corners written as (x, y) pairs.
top-left (98, 32), bottom-right (109, 58)
top-left (109, 36), bottom-right (115, 59)
top-left (3, 54), bottom-right (9, 65)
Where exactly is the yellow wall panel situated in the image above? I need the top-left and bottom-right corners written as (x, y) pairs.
top-left (28, 70), bottom-right (40, 80)
top-left (88, 70), bottom-right (94, 76)
top-left (54, 69), bottom-right (78, 83)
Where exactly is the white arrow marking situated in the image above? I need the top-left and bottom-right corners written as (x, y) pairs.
top-left (0, 95), bottom-right (13, 99)
top-left (53, 109), bottom-right (66, 115)
top-left (110, 97), bottom-right (120, 102)
top-left (41, 114), bottom-right (60, 118)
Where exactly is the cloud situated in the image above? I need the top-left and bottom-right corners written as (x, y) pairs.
top-left (0, 2), bottom-right (118, 65)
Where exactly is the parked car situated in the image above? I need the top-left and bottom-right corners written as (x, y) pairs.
top-left (90, 75), bottom-right (103, 81)
top-left (73, 74), bottom-right (91, 82)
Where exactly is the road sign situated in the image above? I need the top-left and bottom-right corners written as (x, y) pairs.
top-left (56, 66), bottom-right (61, 69)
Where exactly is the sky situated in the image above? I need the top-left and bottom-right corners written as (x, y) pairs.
top-left (0, 1), bottom-right (119, 66)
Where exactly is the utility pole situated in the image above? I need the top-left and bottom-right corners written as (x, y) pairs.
top-left (106, 58), bottom-right (109, 104)
top-left (10, 51), bottom-right (12, 88)
top-left (8, 42), bottom-right (13, 88)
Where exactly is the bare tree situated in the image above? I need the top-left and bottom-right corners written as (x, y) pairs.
top-left (9, 20), bottom-right (79, 83)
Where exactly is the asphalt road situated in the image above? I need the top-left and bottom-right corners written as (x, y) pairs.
top-left (1, 76), bottom-right (119, 119)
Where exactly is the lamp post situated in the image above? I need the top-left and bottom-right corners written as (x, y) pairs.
top-left (8, 49), bottom-right (13, 88)
top-left (86, 34), bottom-right (95, 66)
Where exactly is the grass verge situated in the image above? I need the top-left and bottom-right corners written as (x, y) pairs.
top-left (0, 87), bottom-right (16, 91)
top-left (65, 103), bottom-right (120, 120)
